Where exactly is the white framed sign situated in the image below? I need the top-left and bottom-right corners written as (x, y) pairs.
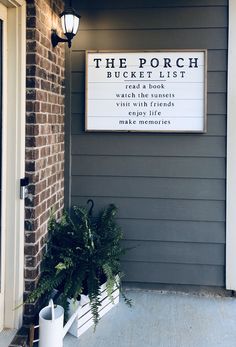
top-left (85, 50), bottom-right (207, 132)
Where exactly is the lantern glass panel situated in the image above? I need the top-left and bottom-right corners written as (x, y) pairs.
top-left (61, 16), bottom-right (66, 33)
top-left (72, 16), bottom-right (80, 35)
top-left (61, 14), bottom-right (74, 34)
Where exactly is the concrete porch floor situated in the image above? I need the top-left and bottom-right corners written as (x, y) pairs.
top-left (64, 288), bottom-right (236, 347)
top-left (0, 329), bottom-right (17, 347)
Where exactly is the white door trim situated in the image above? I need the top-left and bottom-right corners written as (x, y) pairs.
top-left (0, 1), bottom-right (8, 332)
top-left (0, 0), bottom-right (26, 328)
top-left (226, 0), bottom-right (236, 290)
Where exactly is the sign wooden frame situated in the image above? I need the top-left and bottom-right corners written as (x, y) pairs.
top-left (85, 50), bottom-right (207, 133)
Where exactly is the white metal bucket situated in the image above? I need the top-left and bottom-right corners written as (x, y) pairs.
top-left (39, 299), bottom-right (64, 347)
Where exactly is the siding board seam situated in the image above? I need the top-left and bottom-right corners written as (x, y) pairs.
top-left (122, 260), bottom-right (225, 266)
top-left (70, 216), bottom-right (226, 223)
top-left (71, 194), bottom-right (226, 202)
top-left (72, 153), bottom-right (226, 159)
top-left (71, 154), bottom-right (226, 159)
top-left (71, 134), bottom-right (226, 139)
top-left (118, 218), bottom-right (226, 223)
top-left (79, 6), bottom-right (228, 10)
top-left (78, 6), bottom-right (228, 11)
top-left (78, 27), bottom-right (228, 31)
top-left (122, 240), bottom-right (225, 245)
top-left (71, 175), bottom-right (226, 179)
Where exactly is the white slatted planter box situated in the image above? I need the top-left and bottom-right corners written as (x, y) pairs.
top-left (68, 279), bottom-right (120, 338)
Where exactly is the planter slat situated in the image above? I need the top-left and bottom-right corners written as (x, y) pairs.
top-left (75, 296), bottom-right (119, 338)
top-left (68, 281), bottom-right (119, 338)
top-left (77, 289), bottom-right (120, 328)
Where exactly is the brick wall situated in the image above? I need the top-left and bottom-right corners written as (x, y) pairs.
top-left (24, 0), bottom-right (65, 325)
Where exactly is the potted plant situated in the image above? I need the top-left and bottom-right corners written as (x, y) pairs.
top-left (26, 202), bottom-right (131, 334)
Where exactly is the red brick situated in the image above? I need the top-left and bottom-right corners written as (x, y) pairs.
top-left (24, 280), bottom-right (37, 292)
top-left (26, 40), bottom-right (37, 53)
top-left (26, 52), bottom-right (41, 65)
top-left (25, 148), bottom-right (40, 160)
top-left (26, 124), bottom-right (40, 136)
top-left (24, 242), bottom-right (40, 257)
top-left (26, 77), bottom-right (40, 89)
top-left (25, 0), bottom-right (65, 322)
top-left (24, 265), bottom-right (40, 281)
top-left (26, 16), bottom-right (37, 28)
top-left (26, 101), bottom-right (41, 112)
top-left (25, 194), bottom-right (40, 208)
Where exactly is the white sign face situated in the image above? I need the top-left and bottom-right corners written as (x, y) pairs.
top-left (85, 50), bottom-right (207, 132)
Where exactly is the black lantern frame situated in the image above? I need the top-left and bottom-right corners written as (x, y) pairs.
top-left (51, 6), bottom-right (81, 48)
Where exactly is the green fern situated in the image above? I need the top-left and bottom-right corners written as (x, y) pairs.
top-left (24, 203), bottom-right (131, 328)
top-left (102, 263), bottom-right (116, 303)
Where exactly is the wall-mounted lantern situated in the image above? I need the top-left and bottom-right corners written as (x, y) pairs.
top-left (51, 5), bottom-right (81, 48)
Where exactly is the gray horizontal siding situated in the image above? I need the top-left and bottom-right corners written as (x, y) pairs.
top-left (71, 197), bottom-right (225, 222)
top-left (208, 72), bottom-right (227, 93)
top-left (79, 7), bottom-right (227, 30)
top-left (72, 176), bottom-right (225, 200)
top-left (72, 156), bottom-right (226, 179)
top-left (67, 0), bottom-right (227, 287)
top-left (77, 0), bottom-right (227, 10)
top-left (119, 220), bottom-right (225, 244)
top-left (72, 135), bottom-right (225, 157)
top-left (122, 240), bottom-right (225, 265)
top-left (122, 262), bottom-right (224, 286)
top-left (73, 29), bottom-right (227, 50)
